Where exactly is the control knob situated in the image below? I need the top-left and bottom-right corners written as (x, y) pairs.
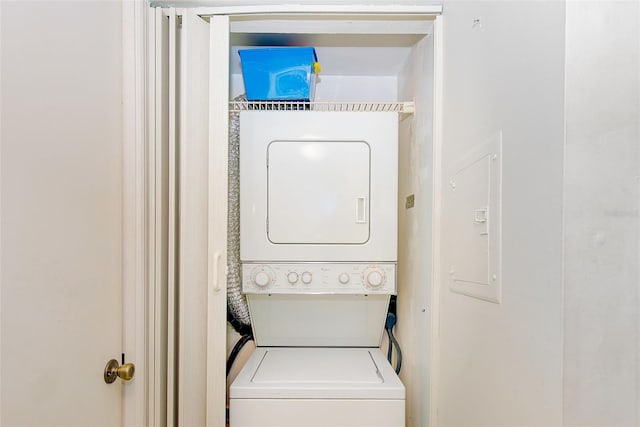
top-left (287, 271), bottom-right (299, 284)
top-left (365, 269), bottom-right (385, 288)
top-left (301, 271), bottom-right (313, 284)
top-left (251, 266), bottom-right (274, 288)
top-left (338, 273), bottom-right (350, 284)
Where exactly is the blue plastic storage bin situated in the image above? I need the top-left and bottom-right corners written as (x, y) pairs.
top-left (238, 47), bottom-right (320, 101)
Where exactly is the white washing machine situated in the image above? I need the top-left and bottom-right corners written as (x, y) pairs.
top-left (231, 111), bottom-right (404, 426)
top-left (229, 263), bottom-right (405, 427)
top-left (230, 347), bottom-right (404, 427)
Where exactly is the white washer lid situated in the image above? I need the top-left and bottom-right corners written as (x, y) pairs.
top-left (230, 347), bottom-right (405, 400)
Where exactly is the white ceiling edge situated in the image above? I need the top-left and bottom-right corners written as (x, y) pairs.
top-left (155, 0), bottom-right (441, 3)
top-left (229, 16), bottom-right (434, 35)
top-left (151, 1), bottom-right (443, 15)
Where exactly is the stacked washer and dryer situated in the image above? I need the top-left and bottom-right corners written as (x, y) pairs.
top-left (229, 110), bottom-right (404, 426)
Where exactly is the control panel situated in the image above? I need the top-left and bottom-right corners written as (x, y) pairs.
top-left (242, 263), bottom-right (397, 295)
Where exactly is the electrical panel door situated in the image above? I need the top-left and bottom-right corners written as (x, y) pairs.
top-left (447, 132), bottom-right (502, 303)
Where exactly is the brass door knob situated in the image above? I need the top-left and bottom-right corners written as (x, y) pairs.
top-left (104, 359), bottom-right (135, 384)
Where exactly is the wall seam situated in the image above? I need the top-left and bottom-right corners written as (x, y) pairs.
top-left (560, 1), bottom-right (568, 425)
top-left (0, 2), bottom-right (3, 423)
top-left (636, 5), bottom-right (640, 423)
top-left (636, 2), bottom-right (640, 421)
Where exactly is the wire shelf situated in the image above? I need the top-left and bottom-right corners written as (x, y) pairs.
top-left (229, 100), bottom-right (415, 115)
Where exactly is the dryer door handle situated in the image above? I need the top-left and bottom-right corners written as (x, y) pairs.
top-left (356, 196), bottom-right (367, 224)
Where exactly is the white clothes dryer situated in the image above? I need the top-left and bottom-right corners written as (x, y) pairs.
top-left (240, 111), bottom-right (398, 263)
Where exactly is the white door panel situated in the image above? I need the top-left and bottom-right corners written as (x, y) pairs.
top-left (1, 2), bottom-right (127, 425)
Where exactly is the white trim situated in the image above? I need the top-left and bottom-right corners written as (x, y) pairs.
top-left (166, 8), bottom-right (179, 427)
top-left (188, 4), bottom-right (442, 16)
top-left (146, 7), bottom-right (158, 425)
top-left (228, 16), bottom-right (434, 35)
top-left (637, 174), bottom-right (640, 424)
top-left (147, 6), bottom-right (170, 427)
top-left (0, 2), bottom-right (3, 422)
top-left (122, 1), bottom-right (150, 426)
top-left (146, 8), bottom-right (158, 426)
top-left (206, 14), bottom-right (230, 427)
top-left (429, 14), bottom-right (444, 427)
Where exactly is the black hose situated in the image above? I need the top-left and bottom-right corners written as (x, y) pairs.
top-left (227, 334), bottom-right (254, 376)
top-left (385, 311), bottom-right (402, 374)
top-left (386, 327), bottom-right (393, 362)
top-left (227, 309), bottom-right (253, 336)
top-left (388, 326), bottom-right (402, 374)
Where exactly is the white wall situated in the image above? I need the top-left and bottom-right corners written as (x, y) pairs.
top-left (396, 33), bottom-right (434, 427)
top-left (438, 2), bottom-right (566, 425)
top-left (563, 2), bottom-right (640, 425)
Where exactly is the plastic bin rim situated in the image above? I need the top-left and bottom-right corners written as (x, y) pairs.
top-left (238, 46), bottom-right (318, 63)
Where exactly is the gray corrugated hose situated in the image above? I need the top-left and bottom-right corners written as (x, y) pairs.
top-left (227, 94), bottom-right (251, 326)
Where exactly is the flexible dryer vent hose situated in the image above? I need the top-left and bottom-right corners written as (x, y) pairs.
top-left (227, 95), bottom-right (251, 327)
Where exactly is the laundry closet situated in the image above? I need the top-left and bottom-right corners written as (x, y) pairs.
top-left (161, 5), bottom-right (443, 426)
top-left (156, 3), bottom-right (499, 426)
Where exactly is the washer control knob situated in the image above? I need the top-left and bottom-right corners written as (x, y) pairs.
top-left (251, 266), bottom-right (275, 288)
top-left (338, 273), bottom-right (350, 284)
top-left (301, 271), bottom-right (313, 284)
top-left (254, 271), bottom-right (271, 287)
top-left (287, 272), bottom-right (299, 284)
top-left (366, 270), bottom-right (384, 288)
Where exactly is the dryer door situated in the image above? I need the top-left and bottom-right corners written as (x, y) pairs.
top-left (267, 141), bottom-right (370, 245)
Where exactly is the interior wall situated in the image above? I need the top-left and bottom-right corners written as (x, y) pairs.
top-left (563, 2), bottom-right (640, 425)
top-left (396, 33), bottom-right (434, 427)
top-left (438, 2), bottom-right (566, 425)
